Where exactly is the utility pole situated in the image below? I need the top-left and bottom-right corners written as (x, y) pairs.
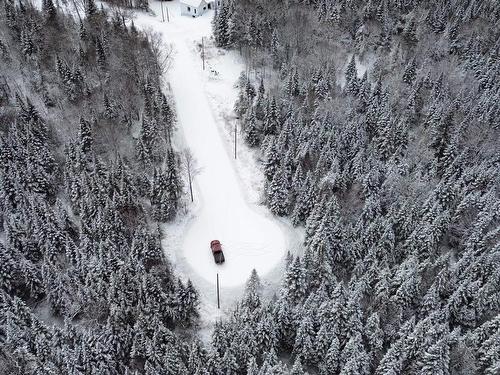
top-left (160, 0), bottom-right (165, 22)
top-left (234, 123), bottom-right (237, 159)
top-left (216, 273), bottom-right (220, 309)
top-left (201, 37), bottom-right (205, 70)
top-left (166, 5), bottom-right (170, 22)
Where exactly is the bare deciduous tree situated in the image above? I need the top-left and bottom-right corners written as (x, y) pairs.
top-left (143, 28), bottom-right (174, 77)
top-left (182, 148), bottom-right (200, 203)
top-left (109, 5), bottom-right (135, 29)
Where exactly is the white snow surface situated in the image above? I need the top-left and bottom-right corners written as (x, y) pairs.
top-left (132, 1), bottom-right (301, 333)
top-left (339, 53), bottom-right (375, 88)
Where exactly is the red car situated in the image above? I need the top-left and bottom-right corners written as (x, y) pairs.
top-left (210, 240), bottom-right (225, 264)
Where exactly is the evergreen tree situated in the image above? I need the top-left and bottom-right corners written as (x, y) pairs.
top-left (284, 257), bottom-right (307, 302)
top-left (244, 109), bottom-right (260, 147)
top-left (96, 38), bottom-right (107, 69)
top-left (271, 29), bottom-right (282, 68)
top-left (79, 118), bottom-right (93, 154)
top-left (345, 56), bottom-right (359, 95)
top-left (268, 167), bottom-right (290, 216)
top-left (416, 338), bottom-right (450, 375)
top-left (291, 173), bottom-right (317, 226)
top-left (365, 312), bottom-right (384, 368)
top-left (175, 279), bottom-right (199, 325)
top-left (290, 357), bottom-right (307, 375)
top-left (263, 98), bottom-right (279, 136)
top-left (221, 348), bottom-right (239, 374)
top-left (403, 19), bottom-right (418, 46)
top-left (293, 314), bottom-right (316, 365)
top-left (340, 333), bottom-right (370, 375)
top-left (403, 58), bottom-right (418, 85)
top-left (243, 269), bottom-right (261, 310)
top-left (263, 139), bottom-right (281, 181)
top-left (320, 336), bottom-right (340, 375)
top-left (213, 1), bottom-right (231, 47)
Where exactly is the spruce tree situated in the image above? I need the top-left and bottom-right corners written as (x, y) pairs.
top-left (284, 257), bottom-right (307, 302)
top-left (320, 336), bottom-right (340, 375)
top-left (263, 98), bottom-right (279, 136)
top-left (268, 167), bottom-right (290, 216)
top-left (290, 357), bottom-right (306, 375)
top-left (213, 2), bottom-right (230, 47)
top-left (293, 314), bottom-right (316, 365)
top-left (79, 118), bottom-right (93, 154)
top-left (263, 139), bottom-right (281, 181)
top-left (243, 269), bottom-right (261, 310)
top-left (244, 109), bottom-right (260, 147)
top-left (403, 58), bottom-right (418, 85)
top-left (417, 338), bottom-right (450, 375)
top-left (345, 56), bottom-right (359, 95)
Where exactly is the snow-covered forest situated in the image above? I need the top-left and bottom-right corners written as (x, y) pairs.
top-left (0, 0), bottom-right (499, 374)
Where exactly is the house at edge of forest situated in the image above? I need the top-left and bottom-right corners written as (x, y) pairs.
top-left (180, 0), bottom-right (221, 17)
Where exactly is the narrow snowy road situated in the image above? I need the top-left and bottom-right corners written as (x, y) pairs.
top-left (132, 0), bottom-right (289, 305)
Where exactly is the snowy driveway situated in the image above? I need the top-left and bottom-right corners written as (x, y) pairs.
top-left (169, 39), bottom-right (286, 288)
top-left (132, 1), bottom-right (287, 291)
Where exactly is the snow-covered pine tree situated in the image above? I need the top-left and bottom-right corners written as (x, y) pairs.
top-left (403, 57), bottom-right (418, 85)
top-left (292, 314), bottom-right (316, 365)
top-left (290, 357), bottom-right (307, 375)
top-left (79, 117), bottom-right (93, 154)
top-left (175, 279), bottom-right (199, 325)
top-left (263, 97), bottom-right (279, 136)
top-left (284, 257), bottom-right (307, 302)
top-left (345, 56), bottom-right (359, 95)
top-left (244, 109), bottom-right (260, 147)
top-left (268, 166), bottom-right (290, 216)
top-left (320, 335), bottom-right (340, 375)
top-left (213, 1), bottom-right (231, 47)
top-left (243, 269), bottom-right (262, 311)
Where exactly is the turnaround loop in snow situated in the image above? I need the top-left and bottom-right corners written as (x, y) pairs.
top-left (133, 1), bottom-right (287, 288)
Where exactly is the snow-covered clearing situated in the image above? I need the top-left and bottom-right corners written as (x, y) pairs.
top-left (338, 53), bottom-right (375, 87)
top-left (132, 1), bottom-right (302, 336)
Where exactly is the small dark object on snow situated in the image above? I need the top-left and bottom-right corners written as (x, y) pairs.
top-left (210, 240), bottom-right (225, 264)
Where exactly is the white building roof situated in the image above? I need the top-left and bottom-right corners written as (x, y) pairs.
top-left (180, 0), bottom-right (205, 7)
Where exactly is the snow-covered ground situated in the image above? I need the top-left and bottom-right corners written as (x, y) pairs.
top-left (339, 53), bottom-right (376, 87)
top-left (132, 1), bottom-right (302, 336)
